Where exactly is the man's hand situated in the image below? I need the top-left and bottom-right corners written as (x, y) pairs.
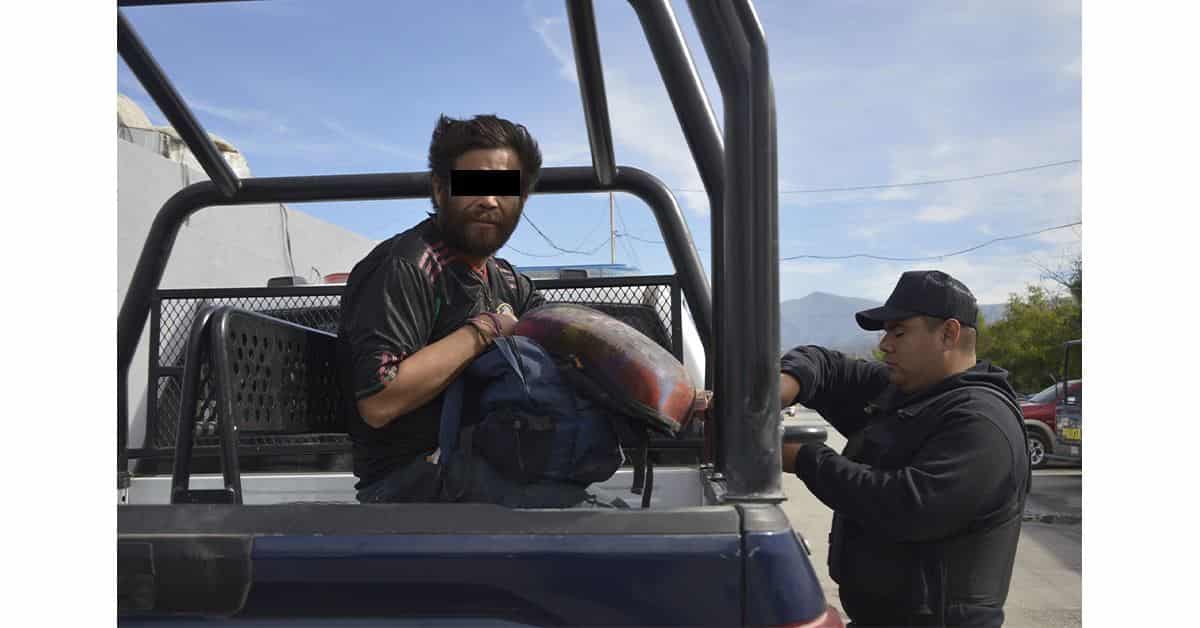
top-left (780, 372), bottom-right (801, 407)
top-left (468, 306), bottom-right (519, 344)
top-left (781, 441), bottom-right (804, 474)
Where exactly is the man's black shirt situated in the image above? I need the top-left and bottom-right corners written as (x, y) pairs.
top-left (337, 217), bottom-right (544, 489)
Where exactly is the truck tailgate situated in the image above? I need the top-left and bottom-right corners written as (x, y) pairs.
top-left (119, 503), bottom-right (743, 625)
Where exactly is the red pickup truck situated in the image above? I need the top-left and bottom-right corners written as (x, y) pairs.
top-left (1021, 379), bottom-right (1081, 468)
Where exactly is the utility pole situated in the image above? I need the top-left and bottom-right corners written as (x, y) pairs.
top-left (609, 191), bottom-right (616, 264)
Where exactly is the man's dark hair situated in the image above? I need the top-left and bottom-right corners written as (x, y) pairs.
top-left (427, 114), bottom-right (543, 209)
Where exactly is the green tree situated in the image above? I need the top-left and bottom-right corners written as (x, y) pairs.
top-left (977, 285), bottom-right (1082, 393)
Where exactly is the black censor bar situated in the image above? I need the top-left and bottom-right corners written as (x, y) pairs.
top-left (450, 169), bottom-right (522, 197)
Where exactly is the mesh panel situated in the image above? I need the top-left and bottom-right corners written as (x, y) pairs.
top-left (148, 282), bottom-right (676, 452)
top-left (540, 284), bottom-right (672, 339)
top-left (158, 295), bottom-right (341, 367)
top-left (151, 377), bottom-right (182, 448)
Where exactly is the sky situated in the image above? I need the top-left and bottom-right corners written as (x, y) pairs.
top-left (117, 0), bottom-right (1081, 305)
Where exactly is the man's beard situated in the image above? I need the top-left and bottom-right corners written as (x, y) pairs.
top-left (435, 200), bottom-right (523, 259)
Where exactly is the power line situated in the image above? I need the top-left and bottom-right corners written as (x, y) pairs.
top-left (522, 213), bottom-right (609, 255)
top-left (619, 232), bottom-right (665, 245)
top-left (781, 221), bottom-right (1082, 262)
top-left (502, 244), bottom-right (566, 258)
top-left (672, 159), bottom-right (1080, 195)
top-left (504, 235), bottom-right (612, 259)
top-left (613, 197), bottom-right (641, 268)
top-left (609, 220), bottom-right (1080, 262)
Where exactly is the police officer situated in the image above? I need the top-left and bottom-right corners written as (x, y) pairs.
top-left (779, 270), bottom-right (1029, 627)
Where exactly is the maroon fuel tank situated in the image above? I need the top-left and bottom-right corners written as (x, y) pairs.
top-left (513, 303), bottom-right (698, 435)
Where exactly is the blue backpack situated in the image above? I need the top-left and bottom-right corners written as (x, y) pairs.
top-left (438, 335), bottom-right (624, 486)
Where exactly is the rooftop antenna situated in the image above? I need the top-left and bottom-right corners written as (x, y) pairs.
top-left (610, 191), bottom-right (616, 264)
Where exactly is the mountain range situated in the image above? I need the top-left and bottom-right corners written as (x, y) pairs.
top-left (779, 292), bottom-right (1008, 356)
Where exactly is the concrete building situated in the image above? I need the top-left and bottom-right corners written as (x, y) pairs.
top-left (118, 94), bottom-right (378, 450)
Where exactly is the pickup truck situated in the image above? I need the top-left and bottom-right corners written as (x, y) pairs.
top-left (1020, 379), bottom-right (1081, 468)
top-left (116, 1), bottom-right (843, 625)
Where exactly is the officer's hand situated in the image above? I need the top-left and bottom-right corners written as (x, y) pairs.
top-left (780, 373), bottom-right (801, 407)
top-left (781, 441), bottom-right (803, 474)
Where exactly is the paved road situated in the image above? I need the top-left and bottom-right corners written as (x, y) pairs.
top-left (781, 411), bottom-right (1081, 627)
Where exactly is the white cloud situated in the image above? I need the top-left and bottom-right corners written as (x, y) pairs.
top-left (526, 8), bottom-right (711, 216)
top-left (851, 224), bottom-right (886, 240)
top-left (189, 99), bottom-right (293, 135)
top-left (841, 254), bottom-right (1058, 305)
top-left (873, 187), bottom-right (918, 201)
top-left (528, 15), bottom-right (577, 83)
top-left (321, 119), bottom-right (423, 162)
top-left (539, 141), bottom-right (592, 166)
top-left (916, 205), bottom-right (971, 223)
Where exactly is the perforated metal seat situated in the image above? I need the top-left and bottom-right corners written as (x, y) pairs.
top-left (171, 306), bottom-right (348, 504)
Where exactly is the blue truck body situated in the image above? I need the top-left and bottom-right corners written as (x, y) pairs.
top-left (119, 502), bottom-right (833, 626)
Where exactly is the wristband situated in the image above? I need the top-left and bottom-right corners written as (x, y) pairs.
top-left (479, 311), bottom-right (506, 336)
top-left (466, 318), bottom-right (495, 346)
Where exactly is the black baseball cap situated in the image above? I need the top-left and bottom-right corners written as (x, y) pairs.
top-left (855, 270), bottom-right (979, 331)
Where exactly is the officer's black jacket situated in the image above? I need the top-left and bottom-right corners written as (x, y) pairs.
top-left (781, 345), bottom-right (1029, 627)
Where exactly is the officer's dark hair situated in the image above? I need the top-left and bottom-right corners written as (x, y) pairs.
top-left (921, 315), bottom-right (978, 352)
top-left (427, 114), bottom-right (543, 210)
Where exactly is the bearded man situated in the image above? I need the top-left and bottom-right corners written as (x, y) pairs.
top-left (337, 114), bottom-right (578, 505)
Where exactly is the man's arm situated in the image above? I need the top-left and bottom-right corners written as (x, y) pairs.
top-left (790, 414), bottom-right (1012, 542)
top-left (357, 318), bottom-right (508, 427)
top-left (345, 257), bottom-right (516, 429)
top-left (780, 345), bottom-right (890, 437)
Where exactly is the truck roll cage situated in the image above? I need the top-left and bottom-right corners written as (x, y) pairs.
top-left (117, 0), bottom-right (782, 502)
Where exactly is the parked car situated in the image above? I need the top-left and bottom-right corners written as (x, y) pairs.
top-left (1020, 379), bottom-right (1081, 468)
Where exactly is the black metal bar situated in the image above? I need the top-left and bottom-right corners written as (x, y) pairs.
top-left (154, 275), bottom-right (677, 298)
top-left (734, 0), bottom-right (782, 501)
top-left (118, 11), bottom-right (240, 198)
top-left (146, 292), bottom-right (162, 450)
top-left (688, 0), bottom-right (781, 502)
top-left (671, 281), bottom-right (684, 366)
top-left (686, 0), bottom-right (741, 488)
top-left (119, 1), bottom-right (258, 6)
top-left (533, 274), bottom-right (677, 290)
top-left (210, 310), bottom-right (246, 503)
top-left (628, 0), bottom-right (725, 211)
top-left (565, 0), bottom-right (617, 185)
top-left (117, 166), bottom-right (713, 462)
top-left (157, 285), bottom-right (348, 299)
top-left (170, 304), bottom-right (220, 503)
top-left (630, 0), bottom-right (725, 396)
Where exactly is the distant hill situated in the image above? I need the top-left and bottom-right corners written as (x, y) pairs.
top-left (779, 292), bottom-right (1008, 355)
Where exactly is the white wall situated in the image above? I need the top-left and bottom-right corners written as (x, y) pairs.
top-left (118, 138), bottom-right (378, 450)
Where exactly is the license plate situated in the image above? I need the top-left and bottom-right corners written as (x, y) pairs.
top-left (1063, 427), bottom-right (1081, 441)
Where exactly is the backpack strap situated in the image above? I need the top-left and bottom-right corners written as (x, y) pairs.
top-left (438, 377), bottom-right (465, 461)
top-left (439, 336), bottom-right (530, 460)
top-left (492, 335), bottom-right (529, 395)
